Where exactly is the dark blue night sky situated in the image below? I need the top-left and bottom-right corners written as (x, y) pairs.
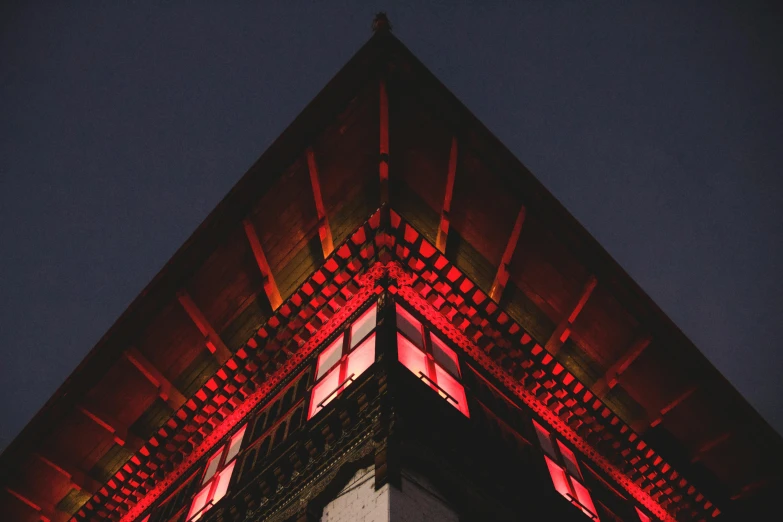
top-left (1, 1), bottom-right (781, 451)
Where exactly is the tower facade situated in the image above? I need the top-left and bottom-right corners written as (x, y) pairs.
top-left (1, 20), bottom-right (779, 522)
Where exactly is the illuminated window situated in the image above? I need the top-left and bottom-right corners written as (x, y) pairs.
top-left (534, 420), bottom-right (599, 520)
top-left (396, 304), bottom-right (469, 417)
top-left (308, 304), bottom-right (377, 420)
top-left (186, 425), bottom-right (246, 521)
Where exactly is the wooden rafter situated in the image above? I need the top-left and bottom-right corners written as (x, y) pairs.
top-left (5, 487), bottom-right (57, 522)
top-left (545, 274), bottom-right (598, 355)
top-left (379, 79), bottom-right (389, 205)
top-left (242, 219), bottom-right (283, 311)
top-left (306, 147), bottom-right (335, 258)
top-left (76, 404), bottom-right (142, 449)
top-left (489, 205), bottom-right (526, 302)
top-left (124, 347), bottom-right (187, 409)
top-left (177, 291), bottom-right (232, 365)
top-left (593, 334), bottom-right (652, 398)
top-left (691, 432), bottom-right (732, 463)
top-left (34, 453), bottom-right (99, 492)
top-left (435, 136), bottom-right (458, 254)
top-left (648, 385), bottom-right (699, 429)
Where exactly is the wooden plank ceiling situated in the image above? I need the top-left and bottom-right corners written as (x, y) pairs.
top-left (0, 27), bottom-right (779, 522)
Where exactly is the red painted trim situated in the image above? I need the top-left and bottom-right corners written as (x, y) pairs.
top-left (392, 272), bottom-right (677, 522)
top-left (119, 262), bottom-right (388, 522)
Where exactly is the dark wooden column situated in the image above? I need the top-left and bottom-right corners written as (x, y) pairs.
top-left (373, 289), bottom-right (401, 490)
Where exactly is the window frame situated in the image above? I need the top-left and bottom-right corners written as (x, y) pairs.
top-left (308, 302), bottom-right (378, 420)
top-left (395, 302), bottom-right (469, 417)
top-left (185, 424), bottom-right (246, 521)
top-left (534, 420), bottom-right (600, 520)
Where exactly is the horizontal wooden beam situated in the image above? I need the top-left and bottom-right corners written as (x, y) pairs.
top-left (306, 147), bottom-right (334, 258)
top-left (545, 275), bottom-right (598, 355)
top-left (435, 136), bottom-right (458, 254)
top-left (379, 78), bottom-right (389, 205)
top-left (593, 333), bottom-right (652, 398)
top-left (76, 404), bottom-right (142, 449)
top-left (242, 219), bottom-right (283, 311)
top-left (489, 205), bottom-right (526, 302)
top-left (177, 290), bottom-right (232, 365)
top-left (34, 453), bottom-right (100, 492)
top-left (123, 347), bottom-right (186, 409)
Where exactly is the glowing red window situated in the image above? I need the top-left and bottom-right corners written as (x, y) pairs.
top-left (186, 425), bottom-right (246, 521)
top-left (308, 304), bottom-right (377, 420)
top-left (534, 420), bottom-right (599, 520)
top-left (396, 304), bottom-right (469, 417)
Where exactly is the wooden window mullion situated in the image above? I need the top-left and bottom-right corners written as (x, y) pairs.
top-left (339, 331), bottom-right (350, 384)
top-left (422, 330), bottom-right (438, 385)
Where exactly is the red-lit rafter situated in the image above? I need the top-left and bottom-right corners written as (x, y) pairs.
top-left (35, 452), bottom-right (100, 492)
top-left (77, 405), bottom-right (142, 449)
top-left (5, 486), bottom-right (57, 522)
top-left (306, 147), bottom-right (335, 258)
top-left (648, 385), bottom-right (699, 429)
top-left (435, 136), bottom-right (458, 254)
top-left (242, 219), bottom-right (284, 311)
top-left (488, 205), bottom-right (526, 302)
top-left (178, 290), bottom-right (232, 365)
top-left (593, 334), bottom-right (652, 398)
top-left (76, 209), bottom-right (718, 522)
top-left (124, 347), bottom-right (187, 410)
top-left (545, 274), bottom-right (597, 355)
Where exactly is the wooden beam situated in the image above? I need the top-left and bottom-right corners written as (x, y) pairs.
top-left (489, 205), bottom-right (526, 302)
top-left (435, 136), bottom-right (458, 254)
top-left (379, 79), bottom-right (389, 205)
top-left (177, 290), bottom-right (233, 365)
top-left (545, 275), bottom-right (598, 355)
top-left (34, 453), bottom-right (100, 492)
top-left (123, 347), bottom-right (187, 409)
top-left (77, 405), bottom-right (143, 449)
top-left (648, 385), bottom-right (698, 429)
top-left (242, 219), bottom-right (283, 311)
top-left (593, 334), bottom-right (652, 397)
top-left (691, 432), bottom-right (732, 463)
top-left (5, 487), bottom-right (57, 522)
top-left (306, 147), bottom-right (334, 258)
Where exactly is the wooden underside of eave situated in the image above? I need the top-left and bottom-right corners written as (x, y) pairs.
top-left (2, 28), bottom-right (780, 522)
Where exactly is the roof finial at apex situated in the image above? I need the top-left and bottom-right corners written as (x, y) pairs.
top-left (372, 12), bottom-right (392, 33)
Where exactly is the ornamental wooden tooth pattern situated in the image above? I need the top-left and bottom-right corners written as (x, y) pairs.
top-left (86, 216), bottom-right (387, 522)
top-left (72, 210), bottom-right (714, 522)
top-left (2, 23), bottom-right (780, 522)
